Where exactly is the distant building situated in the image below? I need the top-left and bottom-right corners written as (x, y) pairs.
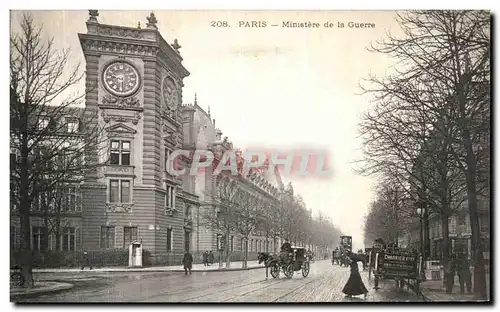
top-left (181, 100), bottom-right (286, 261)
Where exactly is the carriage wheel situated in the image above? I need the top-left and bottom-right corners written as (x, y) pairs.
top-left (284, 264), bottom-right (294, 279)
top-left (302, 261), bottom-right (310, 277)
top-left (270, 264), bottom-right (280, 279)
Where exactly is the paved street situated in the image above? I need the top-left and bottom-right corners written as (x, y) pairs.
top-left (16, 260), bottom-right (422, 303)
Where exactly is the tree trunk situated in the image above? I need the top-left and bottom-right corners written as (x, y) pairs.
top-left (225, 232), bottom-right (230, 268)
top-left (19, 189), bottom-right (33, 288)
top-left (19, 116), bottom-right (33, 288)
top-left (462, 130), bottom-right (487, 300)
top-left (441, 215), bottom-right (453, 292)
top-left (242, 237), bottom-right (248, 269)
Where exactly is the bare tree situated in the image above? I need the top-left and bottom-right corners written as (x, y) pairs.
top-left (357, 10), bottom-right (490, 298)
top-left (200, 175), bottom-right (241, 268)
top-left (232, 188), bottom-right (268, 268)
top-left (10, 13), bottom-right (102, 288)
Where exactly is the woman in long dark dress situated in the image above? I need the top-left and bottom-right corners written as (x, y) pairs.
top-left (342, 254), bottom-right (368, 298)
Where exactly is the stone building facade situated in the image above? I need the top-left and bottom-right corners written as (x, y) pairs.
top-left (77, 12), bottom-right (200, 265)
top-left (181, 100), bottom-right (286, 262)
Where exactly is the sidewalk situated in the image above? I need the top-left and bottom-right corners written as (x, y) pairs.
top-left (11, 281), bottom-right (74, 299)
top-left (420, 275), bottom-right (490, 302)
top-left (29, 260), bottom-right (265, 273)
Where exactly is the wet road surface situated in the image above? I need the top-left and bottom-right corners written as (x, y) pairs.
top-left (16, 260), bottom-right (422, 302)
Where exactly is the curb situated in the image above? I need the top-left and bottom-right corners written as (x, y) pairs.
top-left (10, 282), bottom-right (74, 299)
top-left (31, 265), bottom-right (266, 274)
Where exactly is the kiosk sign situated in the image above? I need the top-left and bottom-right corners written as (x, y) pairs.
top-left (381, 248), bottom-right (417, 278)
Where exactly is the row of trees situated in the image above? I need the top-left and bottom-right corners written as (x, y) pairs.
top-left (357, 11), bottom-right (490, 299)
top-left (11, 13), bottom-right (103, 288)
top-left (202, 173), bottom-right (343, 268)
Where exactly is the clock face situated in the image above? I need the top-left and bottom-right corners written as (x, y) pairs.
top-left (102, 61), bottom-right (141, 97)
top-left (162, 76), bottom-right (178, 110)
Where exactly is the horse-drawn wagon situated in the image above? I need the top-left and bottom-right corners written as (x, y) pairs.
top-left (368, 239), bottom-right (423, 293)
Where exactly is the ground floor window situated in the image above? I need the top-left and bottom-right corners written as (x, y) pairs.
top-left (61, 227), bottom-right (76, 251)
top-left (100, 226), bottom-right (115, 249)
top-left (167, 228), bottom-right (173, 251)
top-left (184, 230), bottom-right (190, 252)
top-left (32, 226), bottom-right (47, 251)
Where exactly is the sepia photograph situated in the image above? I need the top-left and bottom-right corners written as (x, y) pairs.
top-left (8, 7), bottom-right (491, 304)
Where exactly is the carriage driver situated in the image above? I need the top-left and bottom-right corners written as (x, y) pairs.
top-left (280, 239), bottom-right (293, 265)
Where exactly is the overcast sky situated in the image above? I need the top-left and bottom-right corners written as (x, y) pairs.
top-left (10, 10), bottom-right (402, 251)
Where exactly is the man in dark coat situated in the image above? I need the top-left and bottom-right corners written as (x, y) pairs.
top-left (81, 250), bottom-right (92, 270)
top-left (280, 239), bottom-right (293, 265)
top-left (183, 250), bottom-right (193, 275)
top-left (209, 250), bottom-right (214, 265)
top-left (455, 251), bottom-right (472, 294)
top-left (203, 251), bottom-right (208, 267)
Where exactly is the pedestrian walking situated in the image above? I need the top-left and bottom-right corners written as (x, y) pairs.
top-left (455, 251), bottom-right (472, 294)
top-left (342, 251), bottom-right (368, 299)
top-left (81, 250), bottom-right (93, 270)
top-left (202, 251), bottom-right (207, 267)
top-left (183, 250), bottom-right (193, 275)
top-left (203, 251), bottom-right (209, 267)
top-left (209, 250), bottom-right (214, 265)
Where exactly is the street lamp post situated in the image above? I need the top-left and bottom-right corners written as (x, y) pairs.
top-left (417, 207), bottom-right (427, 281)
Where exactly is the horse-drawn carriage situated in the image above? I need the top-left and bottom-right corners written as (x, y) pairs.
top-left (258, 246), bottom-right (310, 279)
top-left (367, 239), bottom-right (423, 293)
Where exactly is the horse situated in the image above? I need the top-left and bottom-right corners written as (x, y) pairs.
top-left (258, 252), bottom-right (280, 279)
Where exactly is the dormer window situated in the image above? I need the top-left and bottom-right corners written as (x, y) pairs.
top-left (66, 118), bottom-right (79, 133)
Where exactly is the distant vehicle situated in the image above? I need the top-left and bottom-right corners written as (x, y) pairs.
top-left (338, 235), bottom-right (352, 267)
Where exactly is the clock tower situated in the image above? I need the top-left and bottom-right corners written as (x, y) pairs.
top-left (78, 11), bottom-right (198, 262)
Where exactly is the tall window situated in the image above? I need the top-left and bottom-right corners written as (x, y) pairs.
top-left (64, 186), bottom-right (81, 212)
top-left (167, 228), bottom-right (173, 251)
top-left (184, 204), bottom-right (191, 219)
top-left (32, 226), bottom-right (47, 251)
top-left (110, 140), bottom-right (130, 165)
top-left (61, 227), bottom-right (76, 251)
top-left (448, 216), bottom-right (457, 235)
top-left (184, 230), bottom-right (190, 252)
top-left (110, 180), bottom-right (131, 203)
top-left (230, 236), bottom-right (234, 252)
top-left (65, 118), bottom-right (79, 133)
top-left (123, 226), bottom-right (138, 248)
top-left (100, 226), bottom-right (115, 249)
top-left (165, 185), bottom-right (175, 208)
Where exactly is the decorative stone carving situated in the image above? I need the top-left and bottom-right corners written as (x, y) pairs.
top-left (88, 10), bottom-right (99, 23)
top-left (165, 205), bottom-right (179, 217)
top-left (106, 203), bottom-right (133, 213)
top-left (172, 39), bottom-right (182, 53)
top-left (101, 111), bottom-right (110, 123)
top-left (102, 94), bottom-right (140, 108)
top-left (97, 25), bottom-right (142, 39)
top-left (101, 111), bottom-right (141, 125)
top-left (103, 165), bottom-right (134, 176)
top-left (80, 39), bottom-right (158, 57)
top-left (146, 12), bottom-right (158, 29)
